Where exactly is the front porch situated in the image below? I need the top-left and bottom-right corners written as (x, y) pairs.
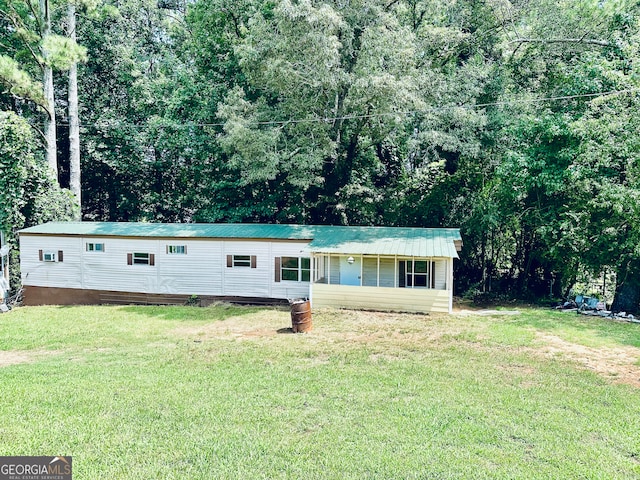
top-left (311, 254), bottom-right (454, 313)
top-left (311, 283), bottom-right (452, 313)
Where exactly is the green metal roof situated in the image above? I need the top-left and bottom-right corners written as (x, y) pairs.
top-left (19, 222), bottom-right (462, 258)
top-left (19, 222), bottom-right (317, 240)
top-left (308, 226), bottom-right (462, 258)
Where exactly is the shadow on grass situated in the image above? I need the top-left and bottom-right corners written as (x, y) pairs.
top-left (114, 304), bottom-right (271, 322)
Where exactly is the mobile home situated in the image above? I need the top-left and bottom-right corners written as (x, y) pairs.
top-left (19, 222), bottom-right (462, 314)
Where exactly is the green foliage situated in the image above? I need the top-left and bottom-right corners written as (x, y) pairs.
top-left (0, 55), bottom-right (46, 105)
top-left (0, 110), bottom-right (76, 287)
top-left (41, 34), bottom-right (88, 69)
top-left (0, 110), bottom-right (29, 234)
top-left (1, 0), bottom-right (637, 303)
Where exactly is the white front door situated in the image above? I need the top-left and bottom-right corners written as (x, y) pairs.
top-left (340, 256), bottom-right (361, 286)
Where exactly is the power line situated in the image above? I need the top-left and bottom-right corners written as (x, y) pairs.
top-left (55, 87), bottom-right (640, 130)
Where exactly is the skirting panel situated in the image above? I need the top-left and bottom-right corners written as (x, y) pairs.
top-left (22, 286), bottom-right (288, 307)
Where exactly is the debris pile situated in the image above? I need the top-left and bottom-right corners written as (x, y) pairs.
top-left (555, 295), bottom-right (639, 324)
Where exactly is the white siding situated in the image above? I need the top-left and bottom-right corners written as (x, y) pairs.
top-left (379, 258), bottom-right (396, 288)
top-left (22, 236), bottom-right (313, 298)
top-left (434, 259), bottom-right (447, 290)
top-left (221, 241), bottom-right (269, 297)
top-left (20, 236), bottom-right (83, 289)
top-left (82, 238), bottom-right (158, 293)
top-left (20, 233), bottom-right (454, 305)
top-left (270, 241), bottom-right (312, 300)
top-left (362, 257), bottom-right (378, 287)
top-left (362, 257), bottom-right (396, 287)
top-left (157, 241), bottom-right (222, 295)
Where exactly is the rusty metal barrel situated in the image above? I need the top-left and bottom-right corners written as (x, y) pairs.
top-left (290, 299), bottom-right (312, 333)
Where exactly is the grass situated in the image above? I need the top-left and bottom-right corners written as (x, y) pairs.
top-left (0, 304), bottom-right (639, 479)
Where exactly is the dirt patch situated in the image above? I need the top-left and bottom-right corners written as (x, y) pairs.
top-left (0, 350), bottom-right (57, 367)
top-left (536, 333), bottom-right (640, 388)
top-left (455, 309), bottom-right (521, 316)
top-left (172, 313), bottom-right (287, 340)
top-left (171, 308), bottom-right (464, 353)
top-left (170, 308), bottom-right (640, 387)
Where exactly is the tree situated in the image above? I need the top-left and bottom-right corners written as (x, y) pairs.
top-left (0, 110), bottom-right (76, 286)
top-left (0, 0), bottom-right (87, 181)
top-left (213, 0), bottom-right (498, 224)
top-left (67, 2), bottom-right (80, 217)
top-left (565, 92), bottom-right (640, 312)
top-left (39, 0), bottom-right (57, 174)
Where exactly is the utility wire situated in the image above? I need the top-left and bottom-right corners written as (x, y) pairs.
top-left (55, 86), bottom-right (640, 130)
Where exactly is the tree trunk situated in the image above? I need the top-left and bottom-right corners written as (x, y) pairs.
top-left (611, 259), bottom-right (640, 314)
top-left (40, 0), bottom-right (58, 179)
top-left (68, 3), bottom-right (81, 218)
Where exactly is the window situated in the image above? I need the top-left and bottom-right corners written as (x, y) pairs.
top-left (226, 255), bottom-right (257, 268)
top-left (39, 250), bottom-right (63, 263)
top-left (279, 257), bottom-right (311, 282)
top-left (127, 252), bottom-right (155, 266)
top-left (233, 255), bottom-right (251, 267)
top-left (407, 260), bottom-right (428, 287)
top-left (399, 260), bottom-right (435, 288)
top-left (167, 245), bottom-right (186, 254)
top-left (86, 243), bottom-right (105, 252)
top-left (134, 253), bottom-right (150, 265)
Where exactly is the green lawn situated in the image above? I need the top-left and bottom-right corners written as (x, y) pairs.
top-left (0, 304), bottom-right (639, 479)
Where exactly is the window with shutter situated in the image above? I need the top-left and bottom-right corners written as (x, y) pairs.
top-left (127, 253), bottom-right (155, 266)
top-left (230, 255), bottom-right (251, 267)
top-left (42, 251), bottom-right (57, 262)
top-left (279, 257), bottom-right (311, 282)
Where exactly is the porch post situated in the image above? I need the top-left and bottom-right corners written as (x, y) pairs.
top-left (448, 258), bottom-right (454, 313)
top-left (394, 255), bottom-right (397, 288)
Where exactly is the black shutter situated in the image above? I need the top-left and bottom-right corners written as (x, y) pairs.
top-left (127, 253), bottom-right (133, 265)
top-left (430, 261), bottom-right (436, 288)
top-left (39, 250), bottom-right (43, 261)
top-left (251, 255), bottom-right (257, 268)
top-left (149, 254), bottom-right (155, 266)
top-left (399, 261), bottom-right (406, 288)
top-left (58, 250), bottom-right (64, 262)
top-left (274, 257), bottom-right (281, 282)
top-left (226, 255), bottom-right (233, 268)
